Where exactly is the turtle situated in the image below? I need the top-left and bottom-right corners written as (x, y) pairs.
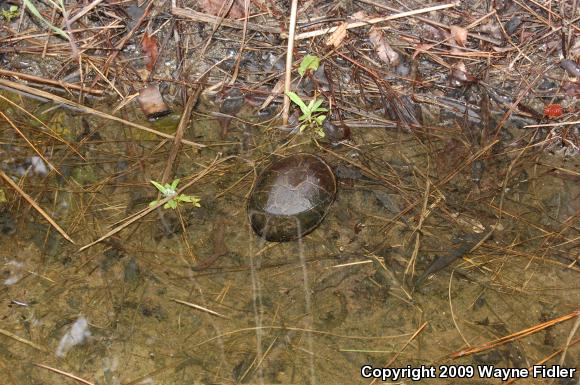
top-left (247, 153), bottom-right (337, 242)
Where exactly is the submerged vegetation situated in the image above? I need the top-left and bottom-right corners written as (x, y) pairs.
top-left (149, 179), bottom-right (201, 210)
top-left (286, 90), bottom-right (328, 137)
top-left (1, 5), bottom-right (19, 22)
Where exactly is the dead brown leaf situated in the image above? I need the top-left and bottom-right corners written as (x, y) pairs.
top-left (369, 26), bottom-right (400, 66)
top-left (141, 32), bottom-right (158, 72)
top-left (199, 0), bottom-right (245, 19)
top-left (451, 61), bottom-right (477, 84)
top-left (478, 21), bottom-right (502, 41)
top-left (422, 24), bottom-right (445, 40)
top-left (450, 25), bottom-right (468, 46)
top-left (351, 11), bottom-right (368, 21)
top-left (326, 22), bottom-right (348, 48)
top-left (413, 42), bottom-right (435, 59)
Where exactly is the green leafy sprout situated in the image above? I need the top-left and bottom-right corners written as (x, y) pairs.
top-left (286, 91), bottom-right (328, 137)
top-left (1, 5), bottom-right (19, 22)
top-left (298, 54), bottom-right (320, 76)
top-left (286, 54), bottom-right (329, 137)
top-left (149, 179), bottom-right (201, 210)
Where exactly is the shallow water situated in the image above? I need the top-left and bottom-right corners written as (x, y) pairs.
top-left (1, 82), bottom-right (578, 385)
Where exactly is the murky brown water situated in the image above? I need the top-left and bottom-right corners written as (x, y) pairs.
top-left (1, 83), bottom-right (578, 385)
top-left (2, 0), bottom-right (580, 378)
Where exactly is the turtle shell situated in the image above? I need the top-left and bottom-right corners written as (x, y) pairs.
top-left (247, 153), bottom-right (337, 242)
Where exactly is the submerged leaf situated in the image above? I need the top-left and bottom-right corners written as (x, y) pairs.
top-left (314, 125), bottom-right (325, 137)
top-left (151, 177), bottom-right (200, 210)
top-left (178, 195), bottom-right (201, 207)
top-left (199, 0), bottom-right (245, 19)
top-left (326, 22), bottom-right (348, 47)
top-left (150, 180), bottom-right (167, 193)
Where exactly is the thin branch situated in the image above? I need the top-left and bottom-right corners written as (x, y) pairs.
top-left (282, 0), bottom-right (299, 125)
top-left (288, 2), bottom-right (460, 40)
top-left (0, 170), bottom-right (75, 244)
top-left (450, 310), bottom-right (580, 358)
top-left (0, 78), bottom-right (205, 148)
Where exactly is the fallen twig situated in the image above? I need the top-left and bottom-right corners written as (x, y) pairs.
top-left (0, 170), bottom-right (75, 244)
top-left (287, 2), bottom-right (459, 40)
top-left (0, 78), bottom-right (205, 148)
top-left (0, 111), bottom-right (62, 177)
top-left (0, 328), bottom-right (48, 352)
top-left (450, 310), bottom-right (580, 358)
top-left (171, 298), bottom-right (230, 319)
top-left (33, 363), bottom-right (95, 385)
top-left (0, 69), bottom-right (104, 95)
top-left (171, 1), bottom-right (280, 34)
top-left (502, 337), bottom-right (580, 385)
top-left (160, 73), bottom-right (208, 183)
top-left (282, 0), bottom-right (299, 125)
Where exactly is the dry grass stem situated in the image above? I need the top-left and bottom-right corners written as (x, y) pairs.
top-left (451, 311), bottom-right (580, 358)
top-left (282, 0), bottom-right (299, 126)
top-left (0, 78), bottom-right (205, 148)
top-left (0, 170), bottom-right (75, 243)
top-left (290, 2), bottom-right (460, 40)
top-left (171, 298), bottom-right (230, 319)
top-left (171, 1), bottom-right (280, 34)
top-left (33, 363), bottom-right (95, 385)
top-left (0, 328), bottom-right (48, 352)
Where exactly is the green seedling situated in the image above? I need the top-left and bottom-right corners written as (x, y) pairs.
top-left (286, 91), bottom-right (328, 137)
top-left (2, 5), bottom-right (19, 22)
top-left (149, 179), bottom-right (201, 210)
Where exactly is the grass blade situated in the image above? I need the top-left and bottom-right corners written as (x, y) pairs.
top-left (23, 0), bottom-right (70, 41)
